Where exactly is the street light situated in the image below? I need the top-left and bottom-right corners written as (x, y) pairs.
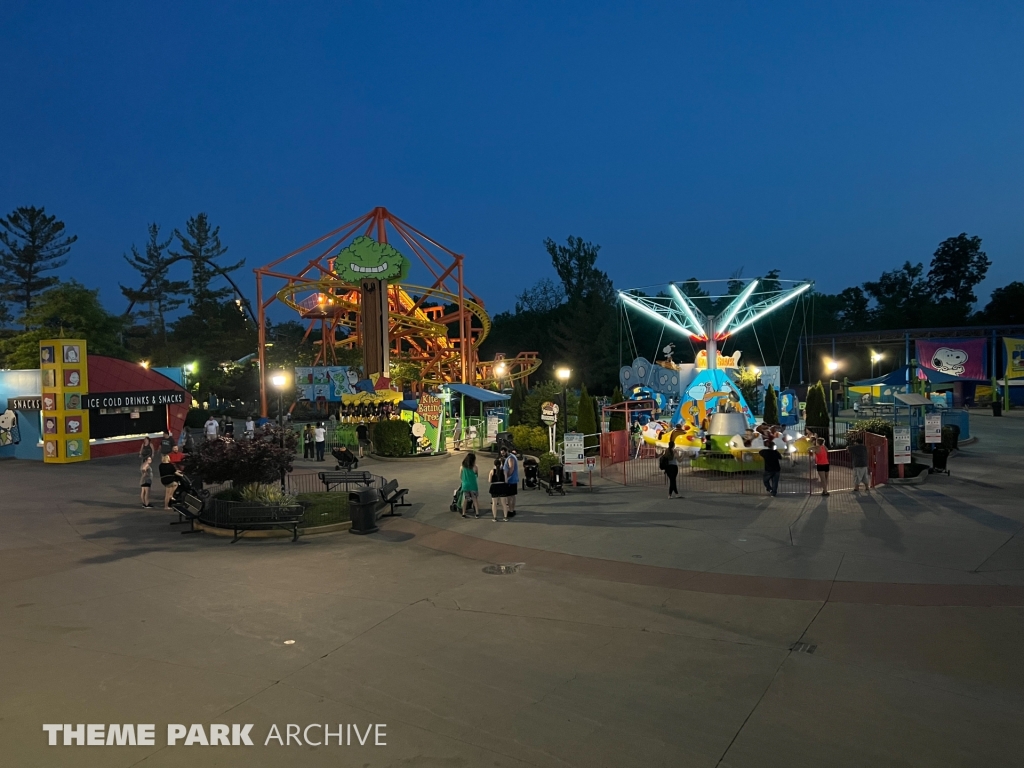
top-left (556, 367), bottom-right (571, 438)
top-left (270, 372), bottom-right (289, 489)
top-left (825, 360), bottom-right (840, 445)
top-left (870, 351), bottom-right (883, 378)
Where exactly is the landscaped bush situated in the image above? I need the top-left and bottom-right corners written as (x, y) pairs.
top-left (184, 424), bottom-right (297, 487)
top-left (184, 408), bottom-right (211, 428)
top-left (372, 419), bottom-right (413, 457)
top-left (537, 451), bottom-right (560, 479)
top-left (510, 425), bottom-right (549, 453)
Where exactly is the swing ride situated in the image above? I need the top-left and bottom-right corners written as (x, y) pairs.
top-left (617, 278), bottom-right (812, 465)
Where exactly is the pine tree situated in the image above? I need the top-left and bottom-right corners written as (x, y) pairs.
top-left (508, 381), bottom-right (526, 426)
top-left (609, 386), bottom-right (626, 432)
top-left (120, 224), bottom-right (189, 345)
top-left (0, 206), bottom-right (77, 328)
top-left (805, 381), bottom-right (830, 440)
top-left (170, 213), bottom-right (243, 320)
top-left (576, 384), bottom-right (598, 448)
top-left (763, 384), bottom-right (779, 425)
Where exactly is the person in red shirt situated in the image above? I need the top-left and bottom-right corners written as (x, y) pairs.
top-left (814, 437), bottom-right (830, 496)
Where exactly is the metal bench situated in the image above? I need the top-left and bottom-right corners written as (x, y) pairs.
top-left (378, 478), bottom-right (410, 517)
top-left (318, 470), bottom-right (374, 492)
top-left (218, 502), bottom-right (304, 543)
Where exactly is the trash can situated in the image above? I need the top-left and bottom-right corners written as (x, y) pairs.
top-left (349, 487), bottom-right (379, 535)
top-left (931, 446), bottom-right (950, 475)
top-left (993, 400), bottom-right (1003, 417)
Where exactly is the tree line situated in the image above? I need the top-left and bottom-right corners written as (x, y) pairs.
top-left (481, 232), bottom-right (1021, 395)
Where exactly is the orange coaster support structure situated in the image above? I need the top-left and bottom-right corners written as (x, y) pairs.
top-left (255, 207), bottom-right (512, 417)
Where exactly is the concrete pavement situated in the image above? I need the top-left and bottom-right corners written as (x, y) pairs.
top-left (0, 411), bottom-right (1022, 766)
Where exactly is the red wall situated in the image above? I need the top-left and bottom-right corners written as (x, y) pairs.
top-left (87, 356), bottom-right (189, 459)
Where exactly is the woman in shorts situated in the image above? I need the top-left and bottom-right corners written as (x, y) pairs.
top-left (140, 457), bottom-right (153, 508)
top-left (460, 452), bottom-right (479, 518)
top-left (814, 437), bottom-right (830, 496)
top-left (158, 454), bottom-right (183, 510)
top-left (488, 458), bottom-right (509, 521)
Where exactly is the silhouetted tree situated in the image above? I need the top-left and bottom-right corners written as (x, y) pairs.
top-left (0, 206), bottom-right (76, 327)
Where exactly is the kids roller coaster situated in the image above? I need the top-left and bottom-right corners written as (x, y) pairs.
top-left (255, 207), bottom-right (540, 415)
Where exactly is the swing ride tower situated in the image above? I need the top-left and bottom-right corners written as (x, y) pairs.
top-left (618, 278), bottom-right (812, 429)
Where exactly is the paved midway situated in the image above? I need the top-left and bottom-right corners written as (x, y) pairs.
top-left (1, 411), bottom-right (1022, 766)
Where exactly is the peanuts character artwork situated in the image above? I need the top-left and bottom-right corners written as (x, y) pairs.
top-left (64, 369), bottom-right (81, 387)
top-left (65, 393), bottom-right (82, 410)
top-left (63, 344), bottom-right (80, 363)
top-left (40, 346), bottom-right (54, 364)
top-left (45, 440), bottom-right (58, 458)
top-left (42, 394), bottom-right (56, 411)
top-left (66, 439), bottom-right (83, 458)
top-left (931, 347), bottom-right (968, 376)
top-left (44, 417), bottom-right (57, 434)
top-left (0, 409), bottom-right (20, 446)
top-left (42, 369), bottom-right (56, 388)
top-left (65, 417), bottom-right (82, 434)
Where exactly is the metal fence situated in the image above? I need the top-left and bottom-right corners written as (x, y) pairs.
top-left (600, 432), bottom-right (858, 495)
top-left (284, 471), bottom-right (385, 496)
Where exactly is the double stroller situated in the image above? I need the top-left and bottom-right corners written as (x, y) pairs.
top-left (331, 446), bottom-right (359, 470)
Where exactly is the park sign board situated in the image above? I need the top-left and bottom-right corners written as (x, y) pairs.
top-left (893, 427), bottom-right (912, 464)
top-left (541, 401), bottom-right (559, 424)
top-left (83, 391), bottom-right (187, 409)
top-left (563, 432), bottom-right (586, 473)
top-left (925, 413), bottom-right (942, 444)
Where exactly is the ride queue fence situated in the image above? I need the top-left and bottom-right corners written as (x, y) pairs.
top-left (599, 430), bottom-right (885, 495)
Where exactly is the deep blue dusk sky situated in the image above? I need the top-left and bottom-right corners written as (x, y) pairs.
top-left (2, 1), bottom-right (1022, 317)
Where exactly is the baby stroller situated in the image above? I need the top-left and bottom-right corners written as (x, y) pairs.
top-left (449, 487), bottom-right (479, 515)
top-left (169, 474), bottom-right (210, 534)
top-left (546, 464), bottom-right (566, 496)
top-left (331, 446), bottom-right (359, 470)
top-left (522, 458), bottom-right (539, 490)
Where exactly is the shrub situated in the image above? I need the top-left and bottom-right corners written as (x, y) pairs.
top-left (537, 451), bottom-right (560, 479)
top-left (185, 408), bottom-right (211, 428)
top-left (238, 484), bottom-right (298, 505)
top-left (510, 424), bottom-right (549, 453)
top-left (184, 424), bottom-right (297, 486)
top-left (372, 419), bottom-right (413, 457)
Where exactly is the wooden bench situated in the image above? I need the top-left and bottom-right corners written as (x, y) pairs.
top-left (378, 478), bottom-right (410, 517)
top-left (318, 470), bottom-right (374, 492)
top-left (219, 503), bottom-right (305, 543)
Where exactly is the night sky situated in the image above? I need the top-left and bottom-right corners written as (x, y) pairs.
top-left (2, 1), bottom-right (1022, 318)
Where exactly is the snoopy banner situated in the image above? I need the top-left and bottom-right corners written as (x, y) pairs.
top-left (916, 338), bottom-right (987, 380)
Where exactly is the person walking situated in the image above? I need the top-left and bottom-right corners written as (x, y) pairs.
top-left (660, 446), bottom-right (680, 498)
top-left (139, 436), bottom-right (154, 464)
top-left (158, 455), bottom-right (183, 510)
top-left (814, 437), bottom-right (830, 496)
top-left (314, 422), bottom-right (327, 462)
top-left (303, 424), bottom-right (315, 459)
top-left (502, 448), bottom-right (520, 517)
top-left (356, 422), bottom-right (370, 458)
top-left (488, 458), bottom-right (509, 522)
top-left (759, 439), bottom-right (781, 497)
top-left (203, 415), bottom-right (219, 442)
top-left (140, 456), bottom-right (153, 508)
top-left (245, 415), bottom-right (255, 439)
top-left (849, 436), bottom-right (870, 491)
top-left (460, 452), bottom-right (479, 518)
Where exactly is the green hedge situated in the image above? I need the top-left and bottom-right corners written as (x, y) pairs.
top-left (509, 425), bottom-right (550, 452)
top-left (372, 419), bottom-right (413, 457)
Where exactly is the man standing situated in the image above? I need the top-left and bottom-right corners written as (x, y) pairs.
top-left (244, 415), bottom-right (255, 440)
top-left (203, 415), bottom-right (219, 442)
top-left (502, 448), bottom-right (520, 518)
top-left (159, 429), bottom-right (174, 456)
top-left (759, 439), bottom-right (781, 497)
top-left (849, 437), bottom-right (870, 491)
top-left (356, 422), bottom-right (370, 458)
top-left (314, 422), bottom-right (327, 462)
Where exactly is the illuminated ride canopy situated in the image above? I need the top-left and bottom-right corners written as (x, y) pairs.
top-left (618, 278), bottom-right (812, 439)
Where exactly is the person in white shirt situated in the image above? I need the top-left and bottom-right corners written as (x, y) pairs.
top-left (314, 423), bottom-right (327, 461)
top-left (203, 417), bottom-right (219, 441)
top-left (244, 417), bottom-right (255, 439)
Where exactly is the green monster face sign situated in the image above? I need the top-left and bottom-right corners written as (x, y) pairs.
top-left (335, 236), bottom-right (410, 283)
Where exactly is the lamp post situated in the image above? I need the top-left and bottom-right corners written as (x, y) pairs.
top-left (270, 372), bottom-right (288, 490)
top-left (826, 359), bottom-right (839, 445)
top-left (870, 351), bottom-right (883, 379)
top-left (556, 367), bottom-right (571, 439)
